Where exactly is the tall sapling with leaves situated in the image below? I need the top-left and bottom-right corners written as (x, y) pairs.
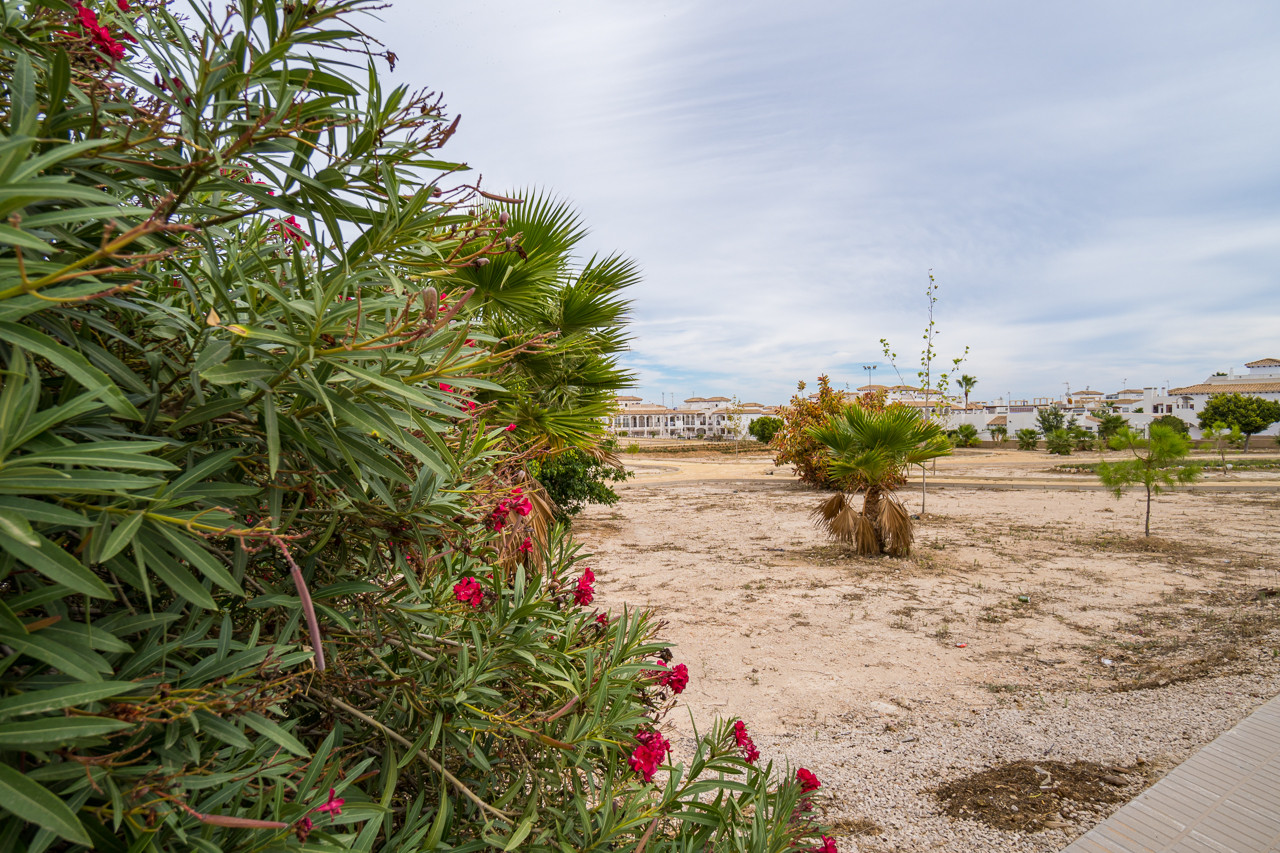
top-left (1097, 425), bottom-right (1201, 536)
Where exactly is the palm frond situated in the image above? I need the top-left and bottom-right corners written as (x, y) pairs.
top-left (878, 496), bottom-right (914, 557)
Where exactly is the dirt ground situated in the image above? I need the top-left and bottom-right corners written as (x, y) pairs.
top-left (574, 447), bottom-right (1280, 851)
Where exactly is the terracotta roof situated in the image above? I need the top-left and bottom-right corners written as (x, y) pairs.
top-left (1245, 358), bottom-right (1280, 367)
top-left (1168, 382), bottom-right (1280, 395)
top-left (615, 395), bottom-right (642, 401)
top-left (890, 384), bottom-right (919, 392)
top-left (705, 396), bottom-right (731, 402)
top-left (987, 415), bottom-right (1008, 426)
top-left (1074, 390), bottom-right (1102, 396)
top-left (1113, 398), bottom-right (1140, 405)
top-left (683, 397), bottom-right (705, 403)
top-left (1117, 388), bottom-right (1144, 395)
top-left (857, 384), bottom-right (888, 392)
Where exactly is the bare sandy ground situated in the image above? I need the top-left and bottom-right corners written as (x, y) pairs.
top-left (575, 448), bottom-right (1280, 852)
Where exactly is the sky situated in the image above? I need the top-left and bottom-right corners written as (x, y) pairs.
top-left (356, 1), bottom-right (1280, 405)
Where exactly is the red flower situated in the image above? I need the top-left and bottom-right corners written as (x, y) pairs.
top-left (439, 382), bottom-right (452, 393)
top-left (796, 768), bottom-right (821, 793)
top-left (808, 836), bottom-right (837, 853)
top-left (505, 423), bottom-right (516, 431)
top-left (656, 662), bottom-right (689, 694)
top-left (518, 537), bottom-right (533, 554)
top-left (573, 568), bottom-right (595, 606)
top-left (453, 577), bottom-right (483, 608)
top-left (313, 788), bottom-right (344, 816)
top-left (595, 613), bottom-right (609, 626)
top-left (627, 729), bottom-right (670, 782)
top-left (513, 496), bottom-right (533, 516)
top-left (732, 720), bottom-right (760, 764)
top-left (117, 0), bottom-right (130, 9)
top-left (274, 214), bottom-right (310, 247)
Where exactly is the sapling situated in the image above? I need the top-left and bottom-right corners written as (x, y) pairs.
top-left (1097, 425), bottom-right (1201, 536)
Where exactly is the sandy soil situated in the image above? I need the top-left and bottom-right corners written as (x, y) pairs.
top-left (575, 447), bottom-right (1280, 852)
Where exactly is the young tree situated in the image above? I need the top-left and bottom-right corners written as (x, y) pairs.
top-left (1035, 407), bottom-right (1066, 435)
top-left (955, 423), bottom-right (981, 447)
top-left (809, 407), bottom-right (953, 556)
top-left (1097, 426), bottom-right (1202, 536)
top-left (1197, 393), bottom-right (1280, 449)
top-left (989, 423), bottom-right (1008, 443)
top-left (879, 272), bottom-right (968, 513)
top-left (958, 374), bottom-right (978, 407)
top-left (1201, 421), bottom-right (1244, 474)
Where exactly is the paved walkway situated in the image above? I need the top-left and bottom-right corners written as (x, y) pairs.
top-left (1062, 693), bottom-right (1280, 852)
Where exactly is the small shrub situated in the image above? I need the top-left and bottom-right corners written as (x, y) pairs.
top-left (989, 424), bottom-right (1008, 443)
top-left (532, 441), bottom-right (632, 519)
top-left (1016, 428), bottom-right (1041, 450)
top-left (1046, 428), bottom-right (1074, 455)
top-left (1071, 426), bottom-right (1096, 451)
top-left (955, 423), bottom-right (981, 447)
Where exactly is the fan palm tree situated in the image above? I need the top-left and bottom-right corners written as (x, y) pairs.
top-left (449, 190), bottom-right (636, 451)
top-left (808, 405), bottom-right (952, 557)
top-left (958, 374), bottom-right (978, 408)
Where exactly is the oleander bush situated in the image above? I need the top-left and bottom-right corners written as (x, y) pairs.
top-left (0, 3), bottom-right (830, 851)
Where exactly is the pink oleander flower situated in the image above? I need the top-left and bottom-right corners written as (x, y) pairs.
top-left (595, 613), bottom-right (609, 626)
top-left (453, 577), bottom-right (483, 608)
top-left (573, 568), bottom-right (595, 606)
top-left (439, 382), bottom-right (452, 393)
top-left (117, 0), bottom-right (130, 9)
top-left (655, 662), bottom-right (689, 694)
top-left (796, 767), bottom-right (821, 793)
top-left (518, 537), bottom-right (533, 554)
top-left (732, 720), bottom-right (760, 764)
top-left (808, 836), bottom-right (837, 853)
top-left (505, 423), bottom-right (516, 431)
top-left (313, 788), bottom-right (344, 816)
top-left (627, 729), bottom-right (670, 782)
top-left (513, 496), bottom-right (533, 516)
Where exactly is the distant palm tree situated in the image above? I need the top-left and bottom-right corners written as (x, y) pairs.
top-left (808, 406), bottom-right (952, 557)
top-left (958, 374), bottom-right (978, 408)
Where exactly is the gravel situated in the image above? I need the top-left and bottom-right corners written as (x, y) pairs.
top-left (755, 667), bottom-right (1280, 852)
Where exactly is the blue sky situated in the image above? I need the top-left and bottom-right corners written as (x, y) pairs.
top-left (360, 1), bottom-right (1280, 405)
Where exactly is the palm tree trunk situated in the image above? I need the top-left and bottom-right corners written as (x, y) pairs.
top-left (863, 486), bottom-right (886, 554)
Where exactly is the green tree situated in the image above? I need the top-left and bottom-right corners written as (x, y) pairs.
top-left (1016, 428), bottom-right (1041, 450)
top-left (809, 406), bottom-right (952, 556)
top-left (1036, 407), bottom-right (1066, 435)
top-left (1152, 413), bottom-right (1190, 436)
top-left (958, 374), bottom-right (978, 407)
top-left (1197, 393), bottom-right (1280, 449)
top-left (0, 3), bottom-right (823, 850)
top-left (1095, 411), bottom-right (1128, 442)
top-left (750, 415), bottom-right (783, 443)
top-left (955, 423), bottom-right (981, 447)
top-left (1201, 421), bottom-right (1244, 474)
top-left (1097, 426), bottom-right (1202, 536)
top-left (989, 423), bottom-right (1008, 442)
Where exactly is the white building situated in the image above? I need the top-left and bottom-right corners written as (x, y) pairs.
top-left (606, 396), bottom-right (779, 440)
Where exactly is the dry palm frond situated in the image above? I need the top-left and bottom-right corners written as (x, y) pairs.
top-left (811, 492), bottom-right (848, 526)
top-left (878, 495), bottom-right (914, 557)
top-left (852, 511), bottom-right (879, 556)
